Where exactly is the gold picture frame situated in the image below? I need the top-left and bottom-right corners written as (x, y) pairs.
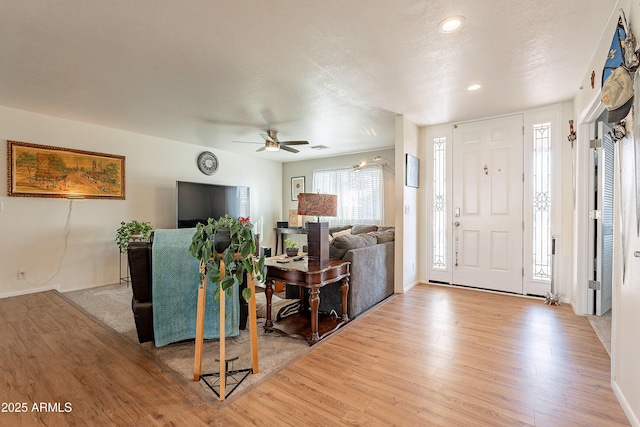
top-left (7, 140), bottom-right (125, 199)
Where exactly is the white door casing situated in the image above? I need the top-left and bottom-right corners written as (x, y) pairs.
top-left (452, 115), bottom-right (524, 293)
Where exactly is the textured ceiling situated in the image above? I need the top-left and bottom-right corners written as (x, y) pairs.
top-left (0, 1), bottom-right (616, 161)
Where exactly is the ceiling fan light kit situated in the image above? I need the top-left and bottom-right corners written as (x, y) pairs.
top-left (265, 141), bottom-right (280, 151)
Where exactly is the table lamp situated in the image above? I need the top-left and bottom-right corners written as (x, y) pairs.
top-left (297, 193), bottom-right (337, 268)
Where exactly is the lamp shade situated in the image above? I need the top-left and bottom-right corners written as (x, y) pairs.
top-left (297, 193), bottom-right (337, 218)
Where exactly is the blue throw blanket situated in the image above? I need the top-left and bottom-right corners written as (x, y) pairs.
top-left (152, 228), bottom-right (239, 347)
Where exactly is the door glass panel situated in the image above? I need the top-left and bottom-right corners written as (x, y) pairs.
top-left (432, 137), bottom-right (446, 270)
top-left (532, 122), bottom-right (552, 281)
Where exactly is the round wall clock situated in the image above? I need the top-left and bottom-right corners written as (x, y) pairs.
top-left (197, 151), bottom-right (219, 175)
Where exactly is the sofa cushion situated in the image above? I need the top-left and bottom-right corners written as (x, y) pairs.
top-left (329, 233), bottom-right (377, 259)
top-left (351, 225), bottom-right (378, 235)
top-left (329, 225), bottom-right (352, 235)
top-left (328, 227), bottom-right (351, 243)
top-left (368, 229), bottom-right (395, 243)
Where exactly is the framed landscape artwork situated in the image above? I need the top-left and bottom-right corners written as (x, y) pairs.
top-left (7, 140), bottom-right (125, 199)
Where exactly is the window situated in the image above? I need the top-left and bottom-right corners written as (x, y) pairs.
top-left (532, 122), bottom-right (552, 281)
top-left (312, 166), bottom-right (383, 226)
top-left (432, 137), bottom-right (447, 270)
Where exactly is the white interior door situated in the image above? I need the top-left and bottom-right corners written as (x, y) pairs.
top-left (452, 115), bottom-right (524, 293)
top-left (594, 121), bottom-right (614, 315)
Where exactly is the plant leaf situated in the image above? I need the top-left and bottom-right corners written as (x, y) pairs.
top-left (242, 287), bottom-right (253, 302)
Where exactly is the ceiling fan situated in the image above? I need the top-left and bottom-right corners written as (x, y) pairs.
top-left (233, 130), bottom-right (309, 153)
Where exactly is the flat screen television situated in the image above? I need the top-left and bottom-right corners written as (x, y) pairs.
top-left (175, 181), bottom-right (250, 228)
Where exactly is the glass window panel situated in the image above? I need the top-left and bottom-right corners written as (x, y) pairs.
top-left (532, 123), bottom-right (552, 281)
top-left (312, 166), bottom-right (383, 226)
top-left (433, 137), bottom-right (446, 270)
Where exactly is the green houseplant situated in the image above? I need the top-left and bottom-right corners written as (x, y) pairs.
top-left (115, 220), bottom-right (154, 253)
top-left (284, 238), bottom-right (299, 257)
top-left (189, 215), bottom-right (265, 302)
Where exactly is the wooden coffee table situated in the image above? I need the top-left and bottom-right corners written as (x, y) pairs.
top-left (263, 257), bottom-right (350, 345)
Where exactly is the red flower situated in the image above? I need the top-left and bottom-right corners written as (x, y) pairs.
top-left (238, 216), bottom-right (250, 225)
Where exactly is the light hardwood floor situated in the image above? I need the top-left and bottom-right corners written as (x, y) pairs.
top-left (0, 284), bottom-right (630, 426)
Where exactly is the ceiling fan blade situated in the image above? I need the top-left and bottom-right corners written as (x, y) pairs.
top-left (261, 133), bottom-right (276, 143)
top-left (256, 146), bottom-right (266, 152)
top-left (280, 145), bottom-right (299, 153)
top-left (281, 140), bottom-right (309, 146)
top-left (232, 140), bottom-right (263, 145)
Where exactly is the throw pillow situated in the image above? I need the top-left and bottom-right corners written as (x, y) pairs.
top-left (329, 225), bottom-right (352, 235)
top-left (351, 225), bottom-right (378, 235)
top-left (368, 229), bottom-right (395, 243)
top-left (329, 233), bottom-right (377, 259)
top-left (329, 227), bottom-right (352, 243)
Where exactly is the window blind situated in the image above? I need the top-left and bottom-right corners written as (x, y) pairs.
top-left (311, 165), bottom-right (384, 226)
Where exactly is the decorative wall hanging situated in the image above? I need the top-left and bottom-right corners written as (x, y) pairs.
top-left (7, 140), bottom-right (125, 199)
top-left (197, 151), bottom-right (219, 175)
top-left (291, 176), bottom-right (305, 201)
top-left (405, 153), bottom-right (420, 188)
top-left (601, 9), bottom-right (638, 124)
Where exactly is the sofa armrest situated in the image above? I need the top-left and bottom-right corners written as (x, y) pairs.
top-left (127, 241), bottom-right (152, 302)
top-left (344, 241), bottom-right (394, 318)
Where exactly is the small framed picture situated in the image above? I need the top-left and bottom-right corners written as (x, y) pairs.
top-left (291, 176), bottom-right (305, 201)
top-left (405, 154), bottom-right (420, 188)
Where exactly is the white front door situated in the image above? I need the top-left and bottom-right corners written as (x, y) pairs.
top-left (452, 115), bottom-right (524, 293)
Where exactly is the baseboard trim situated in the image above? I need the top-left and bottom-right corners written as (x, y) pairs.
top-left (612, 379), bottom-right (639, 426)
top-left (0, 285), bottom-right (59, 299)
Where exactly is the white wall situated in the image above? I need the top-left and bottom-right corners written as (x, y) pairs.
top-left (615, 128), bottom-right (640, 425)
top-left (573, 0), bottom-right (640, 423)
top-left (396, 115), bottom-right (419, 292)
top-left (559, 102), bottom-right (575, 304)
top-left (0, 106), bottom-right (282, 297)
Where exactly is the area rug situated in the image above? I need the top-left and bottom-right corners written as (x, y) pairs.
top-left (587, 310), bottom-right (612, 357)
top-left (63, 283), bottom-right (311, 402)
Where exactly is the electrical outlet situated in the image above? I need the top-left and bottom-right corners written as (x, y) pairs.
top-left (17, 270), bottom-right (26, 280)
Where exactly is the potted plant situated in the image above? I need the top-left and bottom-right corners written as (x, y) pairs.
top-left (189, 215), bottom-right (265, 302)
top-left (115, 220), bottom-right (154, 253)
top-left (284, 238), bottom-right (299, 257)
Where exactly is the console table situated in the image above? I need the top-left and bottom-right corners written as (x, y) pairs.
top-left (264, 257), bottom-right (350, 345)
top-left (274, 227), bottom-right (307, 255)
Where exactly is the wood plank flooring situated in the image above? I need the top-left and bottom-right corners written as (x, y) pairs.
top-left (0, 284), bottom-right (629, 426)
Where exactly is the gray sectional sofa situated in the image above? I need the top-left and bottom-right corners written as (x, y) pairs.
top-left (317, 224), bottom-right (395, 319)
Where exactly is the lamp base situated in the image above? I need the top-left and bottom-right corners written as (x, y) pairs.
top-left (307, 222), bottom-right (329, 269)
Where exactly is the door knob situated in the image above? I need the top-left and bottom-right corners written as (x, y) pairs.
top-left (454, 221), bottom-right (460, 227)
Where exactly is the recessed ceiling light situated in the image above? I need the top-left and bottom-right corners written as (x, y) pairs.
top-left (438, 15), bottom-right (466, 33)
top-left (467, 84), bottom-right (482, 91)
